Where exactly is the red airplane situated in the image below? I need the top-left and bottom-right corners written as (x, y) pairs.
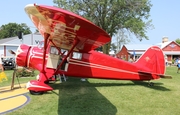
top-left (12, 4), bottom-right (171, 95)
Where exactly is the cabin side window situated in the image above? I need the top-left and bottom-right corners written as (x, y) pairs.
top-left (50, 46), bottom-right (59, 55)
top-left (61, 49), bottom-right (68, 55)
top-left (72, 52), bottom-right (82, 60)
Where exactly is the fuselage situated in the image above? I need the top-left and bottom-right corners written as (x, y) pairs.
top-left (16, 44), bottom-right (157, 81)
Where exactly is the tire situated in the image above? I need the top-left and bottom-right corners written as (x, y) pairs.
top-left (29, 90), bottom-right (44, 95)
top-left (148, 82), bottom-right (154, 86)
top-left (44, 80), bottom-right (49, 84)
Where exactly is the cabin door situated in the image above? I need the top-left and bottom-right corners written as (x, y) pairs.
top-left (46, 46), bottom-right (60, 69)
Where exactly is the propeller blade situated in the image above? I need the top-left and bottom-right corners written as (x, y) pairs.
top-left (8, 50), bottom-right (16, 55)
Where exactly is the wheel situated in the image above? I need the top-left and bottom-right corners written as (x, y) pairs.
top-left (29, 90), bottom-right (44, 95)
top-left (44, 80), bottom-right (49, 84)
top-left (148, 82), bottom-right (154, 86)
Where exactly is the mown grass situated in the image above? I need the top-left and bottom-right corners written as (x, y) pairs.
top-left (0, 70), bottom-right (39, 87)
top-left (1, 66), bottom-right (180, 115)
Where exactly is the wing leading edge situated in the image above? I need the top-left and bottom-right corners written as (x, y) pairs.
top-left (25, 4), bottom-right (111, 52)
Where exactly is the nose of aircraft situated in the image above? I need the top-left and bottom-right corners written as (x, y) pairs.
top-left (9, 44), bottom-right (31, 67)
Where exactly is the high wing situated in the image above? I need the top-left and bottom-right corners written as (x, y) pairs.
top-left (25, 4), bottom-right (111, 52)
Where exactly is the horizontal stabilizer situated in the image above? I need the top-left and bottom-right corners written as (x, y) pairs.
top-left (138, 71), bottom-right (151, 75)
top-left (138, 71), bottom-right (172, 79)
top-left (159, 75), bottom-right (172, 79)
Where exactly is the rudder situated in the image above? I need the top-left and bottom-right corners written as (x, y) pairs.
top-left (135, 46), bottom-right (165, 75)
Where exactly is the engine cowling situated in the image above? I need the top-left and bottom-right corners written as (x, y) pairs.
top-left (15, 44), bottom-right (31, 67)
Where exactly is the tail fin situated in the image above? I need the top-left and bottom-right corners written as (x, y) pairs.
top-left (135, 46), bottom-right (165, 75)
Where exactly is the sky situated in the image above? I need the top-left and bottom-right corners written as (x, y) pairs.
top-left (0, 0), bottom-right (180, 45)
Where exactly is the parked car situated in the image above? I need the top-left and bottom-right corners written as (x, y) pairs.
top-left (2, 57), bottom-right (16, 70)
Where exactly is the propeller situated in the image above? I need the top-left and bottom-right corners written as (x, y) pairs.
top-left (8, 49), bottom-right (33, 72)
top-left (8, 44), bottom-right (38, 91)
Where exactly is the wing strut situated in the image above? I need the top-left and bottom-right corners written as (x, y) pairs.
top-left (42, 33), bottom-right (50, 73)
top-left (54, 39), bottom-right (79, 74)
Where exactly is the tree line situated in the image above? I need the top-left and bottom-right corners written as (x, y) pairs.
top-left (0, 23), bottom-right (31, 39)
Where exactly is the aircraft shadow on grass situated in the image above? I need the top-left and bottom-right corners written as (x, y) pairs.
top-left (131, 81), bottom-right (171, 91)
top-left (49, 78), bottom-right (117, 115)
top-left (47, 77), bottom-right (170, 115)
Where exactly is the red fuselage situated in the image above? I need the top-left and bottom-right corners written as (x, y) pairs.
top-left (16, 44), bottom-right (160, 82)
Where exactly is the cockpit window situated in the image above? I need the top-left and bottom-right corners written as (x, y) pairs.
top-left (50, 46), bottom-right (59, 55)
top-left (37, 41), bottom-right (44, 49)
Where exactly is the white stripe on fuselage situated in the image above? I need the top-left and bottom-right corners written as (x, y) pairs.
top-left (69, 59), bottom-right (138, 75)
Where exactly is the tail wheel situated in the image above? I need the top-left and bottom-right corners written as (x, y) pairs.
top-left (29, 90), bottom-right (44, 95)
top-left (148, 82), bottom-right (154, 86)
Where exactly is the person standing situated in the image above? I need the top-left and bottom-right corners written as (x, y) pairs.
top-left (177, 58), bottom-right (180, 73)
top-left (129, 55), bottom-right (134, 63)
top-left (165, 57), bottom-right (168, 66)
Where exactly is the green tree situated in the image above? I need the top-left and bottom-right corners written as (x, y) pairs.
top-left (53, 0), bottom-right (153, 54)
top-left (110, 43), bottom-right (117, 54)
top-left (175, 38), bottom-right (180, 45)
top-left (0, 23), bottom-right (31, 39)
top-left (114, 29), bottom-right (131, 53)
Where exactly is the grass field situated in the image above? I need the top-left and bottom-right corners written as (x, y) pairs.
top-left (1, 66), bottom-right (180, 115)
top-left (0, 70), bottom-right (38, 87)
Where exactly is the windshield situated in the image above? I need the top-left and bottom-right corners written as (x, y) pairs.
top-left (37, 41), bottom-right (44, 49)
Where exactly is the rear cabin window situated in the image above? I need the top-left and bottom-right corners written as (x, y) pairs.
top-left (72, 52), bottom-right (82, 60)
